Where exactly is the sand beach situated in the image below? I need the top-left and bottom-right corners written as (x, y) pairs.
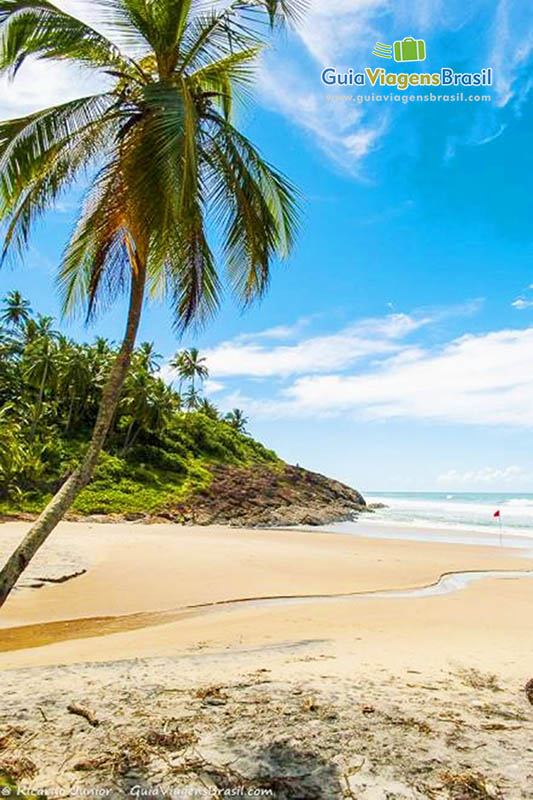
top-left (0, 521), bottom-right (532, 798)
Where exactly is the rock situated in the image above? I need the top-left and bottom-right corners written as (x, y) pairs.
top-left (525, 678), bottom-right (533, 705)
top-left (368, 502), bottom-right (388, 510)
top-left (160, 464), bottom-right (366, 528)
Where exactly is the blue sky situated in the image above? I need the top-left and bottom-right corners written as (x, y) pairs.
top-left (1, 0), bottom-right (533, 492)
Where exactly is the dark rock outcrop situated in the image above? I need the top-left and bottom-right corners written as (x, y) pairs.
top-left (160, 464), bottom-right (367, 527)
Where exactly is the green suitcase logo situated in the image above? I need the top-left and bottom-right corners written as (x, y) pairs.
top-left (393, 37), bottom-right (426, 62)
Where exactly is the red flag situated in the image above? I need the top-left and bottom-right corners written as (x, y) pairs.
top-left (493, 510), bottom-right (501, 518)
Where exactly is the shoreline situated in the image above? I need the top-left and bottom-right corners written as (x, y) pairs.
top-left (317, 518), bottom-right (533, 549)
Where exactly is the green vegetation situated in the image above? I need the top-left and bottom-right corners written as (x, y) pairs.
top-left (0, 773), bottom-right (43, 800)
top-left (0, 292), bottom-right (278, 518)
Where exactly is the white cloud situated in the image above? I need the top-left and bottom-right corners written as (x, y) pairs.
top-left (488, 0), bottom-right (533, 108)
top-left (202, 301), bottom-right (533, 428)
top-left (204, 380), bottom-right (225, 395)
top-left (2, 0), bottom-right (529, 167)
top-left (279, 327), bottom-right (533, 426)
top-left (204, 312), bottom-right (429, 378)
top-left (239, 316), bottom-right (315, 341)
top-left (512, 298), bottom-right (533, 310)
top-left (437, 465), bottom-right (533, 488)
top-left (203, 300), bottom-right (482, 379)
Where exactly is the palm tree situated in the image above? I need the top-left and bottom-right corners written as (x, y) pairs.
top-left (0, 0), bottom-right (302, 607)
top-left (57, 341), bottom-right (92, 431)
top-left (198, 398), bottom-right (219, 420)
top-left (0, 290), bottom-right (31, 327)
top-left (183, 385), bottom-right (202, 411)
top-left (136, 342), bottom-right (162, 374)
top-left (225, 408), bottom-right (249, 433)
top-left (23, 330), bottom-right (59, 435)
top-left (170, 347), bottom-right (208, 393)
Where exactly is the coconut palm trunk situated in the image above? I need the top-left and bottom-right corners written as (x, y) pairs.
top-left (0, 0), bottom-right (302, 608)
top-left (0, 255), bottom-right (146, 608)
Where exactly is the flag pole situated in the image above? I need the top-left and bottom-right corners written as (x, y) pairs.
top-left (494, 510), bottom-right (502, 547)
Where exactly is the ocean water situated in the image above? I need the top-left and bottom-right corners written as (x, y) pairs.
top-left (363, 491), bottom-right (533, 539)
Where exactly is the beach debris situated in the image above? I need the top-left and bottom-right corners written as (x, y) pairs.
top-left (194, 686), bottom-right (228, 705)
top-left (454, 667), bottom-right (501, 693)
top-left (112, 738), bottom-right (152, 777)
top-left (477, 703), bottom-right (527, 721)
top-left (34, 570), bottom-right (87, 586)
top-left (481, 722), bottom-right (521, 731)
top-left (385, 714), bottom-right (432, 735)
top-left (0, 727), bottom-right (25, 752)
top-left (439, 770), bottom-right (501, 799)
top-left (0, 756), bottom-right (37, 781)
top-left (73, 755), bottom-right (109, 772)
top-left (362, 705), bottom-right (375, 714)
top-left (524, 678), bottom-right (533, 705)
top-left (303, 696), bottom-right (319, 712)
top-left (67, 703), bottom-right (100, 727)
top-left (145, 728), bottom-right (198, 750)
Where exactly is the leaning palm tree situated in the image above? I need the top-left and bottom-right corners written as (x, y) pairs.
top-left (0, 0), bottom-right (303, 608)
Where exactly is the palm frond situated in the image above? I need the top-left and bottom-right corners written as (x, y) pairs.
top-left (189, 46), bottom-right (260, 119)
top-left (98, 0), bottom-right (193, 74)
top-left (0, 94), bottom-right (121, 259)
top-left (205, 113), bottom-right (300, 305)
top-left (0, 0), bottom-right (304, 333)
top-left (259, 0), bottom-right (308, 26)
top-left (176, 5), bottom-right (261, 77)
top-left (119, 77), bottom-right (221, 331)
top-left (58, 163), bottom-right (130, 322)
top-left (0, 0), bottom-right (137, 76)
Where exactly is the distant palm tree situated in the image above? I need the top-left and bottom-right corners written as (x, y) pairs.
top-left (22, 314), bottom-right (59, 345)
top-left (183, 385), bottom-right (202, 411)
top-left (170, 347), bottom-right (208, 394)
top-left (199, 398), bottom-right (219, 420)
top-left (0, 0), bottom-right (302, 607)
top-left (0, 290), bottom-right (31, 328)
top-left (23, 332), bottom-right (59, 435)
top-left (136, 342), bottom-right (163, 374)
top-left (225, 408), bottom-right (249, 434)
top-left (57, 341), bottom-right (92, 431)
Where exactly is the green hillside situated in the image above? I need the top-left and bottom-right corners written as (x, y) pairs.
top-left (0, 292), bottom-right (278, 519)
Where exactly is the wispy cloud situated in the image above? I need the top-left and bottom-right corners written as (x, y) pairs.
top-left (201, 301), bottom-right (533, 429)
top-left (511, 298), bottom-right (533, 310)
top-left (437, 465), bottom-right (533, 488)
top-left (511, 281), bottom-right (533, 310)
top-left (1, 0), bottom-right (530, 169)
top-left (203, 300), bottom-right (482, 379)
top-left (204, 312), bottom-right (431, 378)
top-left (279, 326), bottom-right (533, 425)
